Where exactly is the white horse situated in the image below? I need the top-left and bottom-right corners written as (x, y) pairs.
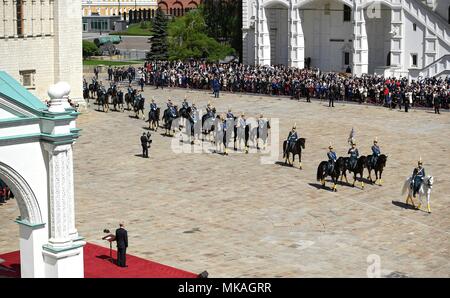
top-left (236, 118), bottom-right (258, 153)
top-left (401, 175), bottom-right (434, 213)
top-left (213, 118), bottom-right (226, 154)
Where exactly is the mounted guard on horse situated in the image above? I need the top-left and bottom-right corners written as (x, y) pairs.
top-left (366, 137), bottom-right (387, 185)
top-left (283, 124), bottom-right (306, 169)
top-left (411, 157), bottom-right (426, 198)
top-left (147, 98), bottom-right (160, 131)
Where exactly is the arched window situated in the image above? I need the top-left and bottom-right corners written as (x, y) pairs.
top-left (170, 8), bottom-right (173, 15)
top-left (386, 52), bottom-right (391, 66)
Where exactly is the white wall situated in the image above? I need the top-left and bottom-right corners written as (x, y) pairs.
top-left (365, 6), bottom-right (391, 73)
top-left (0, 0), bottom-right (83, 102)
top-left (0, 142), bottom-right (49, 224)
top-left (404, 13), bottom-right (426, 69)
top-left (302, 0), bottom-right (354, 72)
top-left (265, 5), bottom-right (289, 66)
top-left (0, 37), bottom-right (56, 100)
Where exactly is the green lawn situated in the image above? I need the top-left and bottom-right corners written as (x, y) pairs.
top-left (83, 60), bottom-right (143, 66)
top-left (110, 22), bottom-right (152, 36)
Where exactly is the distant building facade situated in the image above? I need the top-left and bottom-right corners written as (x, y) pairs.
top-left (243, 0), bottom-right (450, 79)
top-left (82, 16), bottom-right (123, 33)
top-left (82, 0), bottom-right (158, 17)
top-left (158, 0), bottom-right (202, 17)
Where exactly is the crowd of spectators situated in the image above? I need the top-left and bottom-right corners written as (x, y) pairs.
top-left (103, 60), bottom-right (449, 110)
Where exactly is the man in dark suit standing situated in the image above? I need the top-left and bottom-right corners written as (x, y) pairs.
top-left (115, 222), bottom-right (128, 267)
top-left (328, 85), bottom-right (335, 107)
top-left (141, 132), bottom-right (149, 158)
top-left (433, 90), bottom-right (441, 114)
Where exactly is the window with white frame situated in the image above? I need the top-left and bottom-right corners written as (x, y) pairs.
top-left (19, 70), bottom-right (36, 89)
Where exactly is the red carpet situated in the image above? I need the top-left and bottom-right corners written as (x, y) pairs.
top-left (0, 242), bottom-right (198, 278)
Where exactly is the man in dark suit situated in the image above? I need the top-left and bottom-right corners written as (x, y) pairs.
top-left (140, 132), bottom-right (149, 158)
top-left (115, 222), bottom-right (128, 267)
top-left (328, 86), bottom-right (335, 107)
top-left (433, 90), bottom-right (441, 114)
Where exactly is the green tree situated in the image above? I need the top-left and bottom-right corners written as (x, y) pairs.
top-left (147, 8), bottom-right (168, 60)
top-left (203, 0), bottom-right (242, 61)
top-left (82, 40), bottom-right (100, 58)
top-left (167, 8), bottom-right (234, 62)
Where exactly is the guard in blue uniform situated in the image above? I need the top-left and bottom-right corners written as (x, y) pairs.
top-left (226, 109), bottom-right (234, 120)
top-left (99, 83), bottom-right (107, 96)
top-left (166, 99), bottom-right (173, 109)
top-left (182, 97), bottom-right (189, 110)
top-left (370, 138), bottom-right (381, 168)
top-left (150, 99), bottom-right (158, 111)
top-left (170, 105), bottom-right (177, 118)
top-left (411, 158), bottom-right (425, 198)
top-left (347, 141), bottom-right (359, 169)
top-left (206, 102), bottom-right (213, 116)
top-left (285, 124), bottom-right (298, 155)
top-left (127, 84), bottom-right (134, 95)
top-left (327, 144), bottom-right (337, 173)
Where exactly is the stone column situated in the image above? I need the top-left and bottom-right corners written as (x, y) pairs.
top-left (289, 6), bottom-right (304, 68)
top-left (255, 1), bottom-right (270, 66)
top-left (353, 2), bottom-right (368, 75)
top-left (42, 142), bottom-right (84, 278)
top-left (40, 83), bottom-right (84, 278)
top-left (44, 143), bottom-right (72, 248)
top-left (17, 221), bottom-right (47, 278)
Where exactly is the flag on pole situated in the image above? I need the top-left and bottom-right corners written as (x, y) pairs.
top-left (348, 127), bottom-right (355, 145)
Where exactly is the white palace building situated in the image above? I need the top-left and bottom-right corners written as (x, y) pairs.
top-left (242, 0), bottom-right (450, 79)
top-left (0, 0), bottom-right (83, 102)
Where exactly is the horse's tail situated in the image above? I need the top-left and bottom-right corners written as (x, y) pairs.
top-left (317, 161), bottom-right (326, 181)
top-left (401, 176), bottom-right (411, 195)
top-left (282, 140), bottom-right (286, 158)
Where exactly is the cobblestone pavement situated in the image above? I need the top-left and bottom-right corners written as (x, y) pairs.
top-left (1, 82), bottom-right (449, 277)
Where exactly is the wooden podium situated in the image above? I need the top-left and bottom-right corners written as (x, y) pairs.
top-left (102, 234), bottom-right (116, 263)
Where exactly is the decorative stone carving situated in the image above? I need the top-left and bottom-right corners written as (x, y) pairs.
top-left (44, 143), bottom-right (73, 247)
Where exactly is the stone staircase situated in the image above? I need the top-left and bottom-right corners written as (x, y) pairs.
top-left (420, 0), bottom-right (436, 9)
top-left (402, 0), bottom-right (450, 48)
top-left (409, 54), bottom-right (450, 80)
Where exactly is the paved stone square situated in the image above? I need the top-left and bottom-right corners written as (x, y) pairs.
top-left (1, 82), bottom-right (449, 277)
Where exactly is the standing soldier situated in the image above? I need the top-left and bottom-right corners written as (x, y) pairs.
top-left (328, 85), bottom-right (335, 107)
top-left (433, 89), bottom-right (441, 114)
top-left (140, 132), bottom-right (149, 158)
